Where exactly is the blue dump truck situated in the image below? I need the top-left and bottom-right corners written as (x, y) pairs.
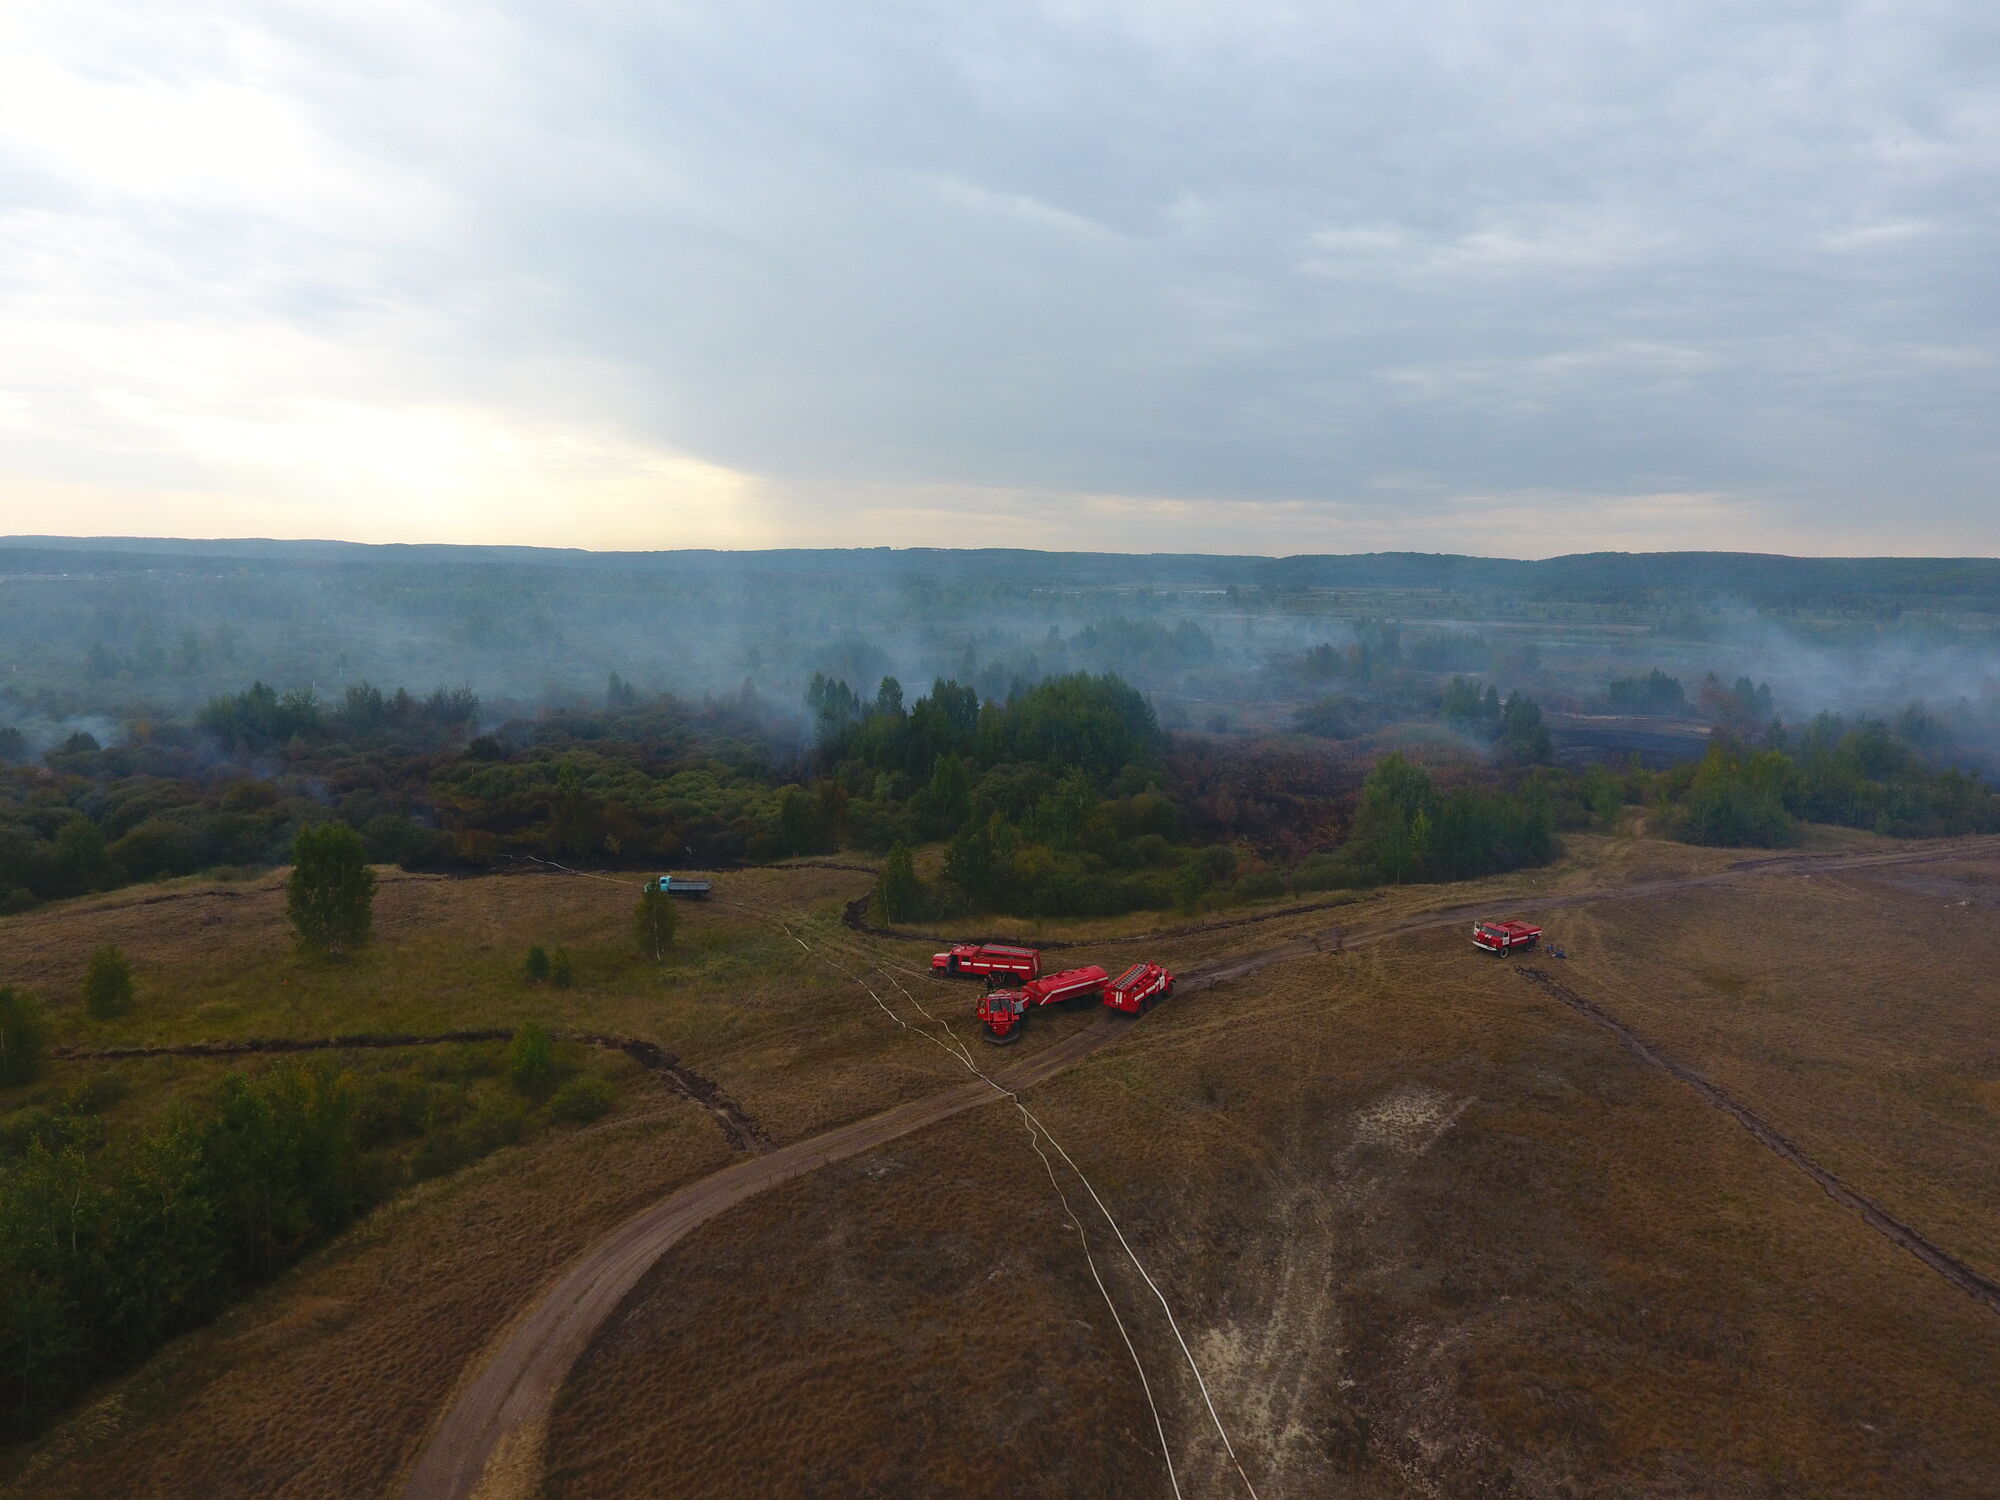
top-left (646, 874), bottom-right (712, 899)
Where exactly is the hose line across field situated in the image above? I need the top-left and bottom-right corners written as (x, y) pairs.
top-left (721, 894), bottom-right (1261, 1500)
top-left (513, 856), bottom-right (1262, 1498)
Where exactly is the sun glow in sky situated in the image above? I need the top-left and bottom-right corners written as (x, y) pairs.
top-left (2, 1), bottom-right (1997, 555)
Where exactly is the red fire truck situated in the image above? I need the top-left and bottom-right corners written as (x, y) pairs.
top-left (1102, 961), bottom-right (1174, 1014)
top-left (975, 965), bottom-right (1108, 1042)
top-left (932, 943), bottom-right (1042, 981)
top-left (1472, 919), bottom-right (1541, 954)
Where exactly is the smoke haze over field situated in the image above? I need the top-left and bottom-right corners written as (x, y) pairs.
top-left (2, 2), bottom-right (1998, 554)
top-left (3, 541), bottom-right (1997, 773)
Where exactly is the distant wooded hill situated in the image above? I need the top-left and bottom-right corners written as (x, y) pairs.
top-left (5, 537), bottom-right (1998, 610)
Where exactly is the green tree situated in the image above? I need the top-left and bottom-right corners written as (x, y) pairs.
top-left (873, 843), bottom-right (924, 923)
top-left (524, 944), bottom-right (551, 982)
top-left (509, 1022), bottom-right (559, 1097)
top-left (0, 987), bottom-right (47, 1086)
top-left (48, 816), bottom-right (115, 898)
top-left (82, 946), bottom-right (134, 1020)
top-left (550, 949), bottom-right (575, 988)
top-left (635, 881), bottom-right (678, 960)
top-left (943, 816), bottom-right (998, 903)
top-left (285, 823), bottom-right (376, 956)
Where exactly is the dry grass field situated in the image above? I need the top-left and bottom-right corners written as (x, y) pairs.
top-left (4, 831), bottom-right (1998, 1498)
top-left (543, 844), bottom-right (2000, 1499)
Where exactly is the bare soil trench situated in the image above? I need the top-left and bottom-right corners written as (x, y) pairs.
top-left (1515, 965), bottom-right (2000, 1316)
top-left (399, 835), bottom-right (2000, 1500)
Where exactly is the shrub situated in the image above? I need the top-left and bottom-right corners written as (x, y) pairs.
top-left (549, 1074), bottom-right (615, 1124)
top-left (1173, 863), bottom-right (1208, 915)
top-left (83, 945), bottom-right (134, 1019)
top-left (509, 1022), bottom-right (560, 1097)
top-left (351, 1074), bottom-right (435, 1149)
top-left (464, 1094), bottom-right (528, 1152)
top-left (1233, 870), bottom-right (1288, 903)
top-left (550, 948), bottom-right (575, 989)
top-left (524, 944), bottom-right (551, 983)
top-left (57, 1073), bottom-right (125, 1116)
top-left (0, 987), bottom-right (46, 1086)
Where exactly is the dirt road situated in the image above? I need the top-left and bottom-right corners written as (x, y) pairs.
top-left (400, 835), bottom-right (2000, 1500)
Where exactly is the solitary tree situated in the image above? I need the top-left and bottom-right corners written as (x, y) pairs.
top-left (524, 944), bottom-right (552, 983)
top-left (873, 843), bottom-right (923, 923)
top-left (634, 881), bottom-right (678, 961)
top-left (83, 945), bottom-right (134, 1019)
top-left (550, 948), bottom-right (575, 989)
top-left (0, 986), bottom-right (46, 1086)
top-left (286, 822), bottom-right (376, 956)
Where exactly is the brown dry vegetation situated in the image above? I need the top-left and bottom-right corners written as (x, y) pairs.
top-left (5, 833), bottom-right (1999, 1497)
top-left (542, 847), bottom-right (2000, 1499)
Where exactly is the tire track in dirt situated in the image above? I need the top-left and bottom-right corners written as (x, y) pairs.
top-left (52, 1031), bottom-right (769, 1155)
top-left (1515, 965), bottom-right (2000, 1317)
top-left (400, 835), bottom-right (2000, 1500)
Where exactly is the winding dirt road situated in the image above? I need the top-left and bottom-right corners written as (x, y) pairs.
top-left (400, 835), bottom-right (2000, 1499)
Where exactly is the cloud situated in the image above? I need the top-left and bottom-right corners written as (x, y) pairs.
top-left (1, 0), bottom-right (1996, 555)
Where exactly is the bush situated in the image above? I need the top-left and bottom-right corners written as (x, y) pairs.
top-left (524, 944), bottom-right (551, 983)
top-left (464, 1095), bottom-right (528, 1152)
top-left (0, 987), bottom-right (46, 1086)
top-left (1232, 870), bottom-right (1289, 903)
top-left (550, 948), bottom-right (575, 988)
top-left (83, 945), bottom-right (134, 1019)
top-left (508, 1022), bottom-right (560, 1097)
top-left (549, 1074), bottom-right (615, 1124)
top-left (351, 1074), bottom-right (435, 1149)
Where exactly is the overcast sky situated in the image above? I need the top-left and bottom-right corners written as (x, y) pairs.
top-left (1, 0), bottom-right (1995, 557)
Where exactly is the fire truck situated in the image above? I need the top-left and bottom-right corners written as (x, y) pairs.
top-left (1102, 961), bottom-right (1174, 1014)
top-left (975, 965), bottom-right (1108, 1043)
top-left (931, 943), bottom-right (1041, 982)
top-left (1472, 919), bottom-right (1541, 954)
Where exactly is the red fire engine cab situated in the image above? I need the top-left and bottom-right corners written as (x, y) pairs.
top-left (1472, 919), bottom-right (1541, 954)
top-left (932, 943), bottom-right (1042, 981)
top-left (1102, 961), bottom-right (1174, 1014)
top-left (976, 965), bottom-right (1108, 1043)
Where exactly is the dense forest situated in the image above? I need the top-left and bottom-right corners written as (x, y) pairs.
top-left (3, 657), bottom-right (1991, 926)
top-left (2, 538), bottom-right (1996, 923)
